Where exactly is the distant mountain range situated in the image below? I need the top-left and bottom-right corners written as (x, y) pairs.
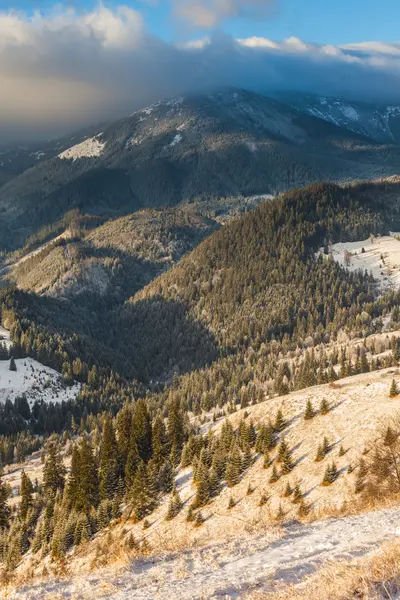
top-left (1, 88), bottom-right (400, 251)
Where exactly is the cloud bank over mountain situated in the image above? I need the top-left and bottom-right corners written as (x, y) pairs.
top-left (1, 4), bottom-right (400, 141)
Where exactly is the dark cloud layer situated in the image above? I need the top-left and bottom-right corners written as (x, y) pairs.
top-left (0, 6), bottom-right (400, 141)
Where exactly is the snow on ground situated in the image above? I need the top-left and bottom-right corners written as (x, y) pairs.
top-left (322, 234), bottom-right (400, 292)
top-left (0, 325), bottom-right (12, 350)
top-left (0, 357), bottom-right (81, 405)
top-left (58, 136), bottom-right (105, 161)
top-left (169, 133), bottom-right (182, 147)
top-left (10, 504), bottom-right (400, 599)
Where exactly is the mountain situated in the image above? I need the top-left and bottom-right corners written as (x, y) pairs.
top-left (277, 91), bottom-right (400, 143)
top-left (1, 88), bottom-right (400, 251)
top-left (3, 180), bottom-right (400, 597)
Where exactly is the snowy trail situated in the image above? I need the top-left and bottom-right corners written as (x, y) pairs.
top-left (12, 504), bottom-right (400, 599)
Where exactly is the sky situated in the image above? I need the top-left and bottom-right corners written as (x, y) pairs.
top-left (0, 0), bottom-right (399, 141)
top-left (2, 0), bottom-right (399, 45)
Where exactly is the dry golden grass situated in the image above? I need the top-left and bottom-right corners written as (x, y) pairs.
top-left (249, 538), bottom-right (400, 600)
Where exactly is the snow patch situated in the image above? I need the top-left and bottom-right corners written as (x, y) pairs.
top-left (322, 234), bottom-right (400, 292)
top-left (0, 357), bottom-right (81, 405)
top-left (169, 133), bottom-right (182, 147)
top-left (58, 136), bottom-right (105, 161)
top-left (341, 105), bottom-right (359, 121)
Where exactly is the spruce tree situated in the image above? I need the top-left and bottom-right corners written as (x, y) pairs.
top-left (130, 461), bottom-right (156, 522)
top-left (194, 511), bottom-right (204, 527)
top-left (132, 400), bottom-right (153, 462)
top-left (9, 357), bottom-right (17, 372)
top-left (193, 461), bottom-right (211, 508)
top-left (19, 470), bottom-right (33, 521)
top-left (320, 398), bottom-right (330, 415)
top-left (283, 482), bottom-right (293, 497)
top-left (274, 409), bottom-right (286, 433)
top-left (390, 379), bottom-right (399, 397)
top-left (322, 462), bottom-right (338, 486)
top-left (99, 417), bottom-right (119, 501)
top-left (269, 464), bottom-right (280, 483)
top-left (0, 469), bottom-right (10, 529)
top-left (43, 443), bottom-right (66, 498)
top-left (304, 399), bottom-right (315, 420)
top-left (292, 483), bottom-right (302, 504)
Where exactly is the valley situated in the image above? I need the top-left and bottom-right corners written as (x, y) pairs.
top-left (2, 91), bottom-right (400, 600)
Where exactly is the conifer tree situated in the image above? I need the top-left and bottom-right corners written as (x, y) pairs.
top-left (321, 462), bottom-right (338, 486)
top-left (274, 409), bottom-right (286, 433)
top-left (292, 483), bottom-right (302, 504)
top-left (228, 496), bottom-right (235, 509)
top-left (269, 464), bottom-right (280, 483)
top-left (304, 399), bottom-right (315, 421)
top-left (186, 506), bottom-right (195, 522)
top-left (259, 492), bottom-right (268, 506)
top-left (166, 487), bottom-right (182, 520)
top-left (99, 417), bottom-right (119, 501)
top-left (167, 397), bottom-right (186, 452)
top-left (283, 482), bottom-right (293, 497)
top-left (19, 470), bottom-right (33, 521)
top-left (43, 443), bottom-right (66, 498)
top-left (193, 461), bottom-right (211, 508)
top-left (263, 453), bottom-right (272, 469)
top-left (209, 468), bottom-right (222, 497)
top-left (0, 470), bottom-right (10, 529)
top-left (132, 400), bottom-right (153, 462)
top-left (390, 379), bottom-right (399, 398)
top-left (9, 357), bottom-right (17, 372)
top-left (320, 398), bottom-right (330, 415)
top-left (194, 511), bottom-right (204, 527)
top-left (130, 461), bottom-right (156, 521)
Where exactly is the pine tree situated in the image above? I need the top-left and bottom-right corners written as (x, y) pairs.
top-left (0, 469), bottom-right (10, 529)
top-left (9, 357), bottom-right (17, 372)
top-left (338, 445), bottom-right (346, 457)
top-left (274, 409), bottom-right (286, 433)
top-left (166, 487), bottom-right (182, 520)
top-left (269, 465), bottom-right (280, 483)
top-left (263, 453), bottom-right (272, 469)
top-left (322, 462), bottom-right (338, 486)
top-left (209, 468), bottom-right (222, 497)
top-left (292, 483), bottom-right (302, 504)
top-left (43, 442), bottom-right (66, 498)
top-left (355, 459), bottom-right (368, 493)
top-left (193, 511), bottom-right (204, 527)
top-left (390, 379), bottom-right (399, 397)
top-left (132, 400), bottom-right (153, 462)
top-left (315, 444), bottom-right (325, 462)
top-left (19, 470), bottom-right (33, 521)
top-left (193, 460), bottom-right (211, 508)
top-left (186, 506), bottom-right (195, 522)
top-left (228, 496), bottom-right (235, 509)
top-left (130, 461), bottom-right (156, 521)
top-left (167, 397), bottom-right (186, 453)
top-left (258, 492), bottom-right (268, 506)
top-left (99, 417), bottom-right (119, 501)
top-left (283, 481), bottom-right (293, 497)
top-left (320, 398), bottom-right (330, 415)
top-left (304, 399), bottom-right (315, 420)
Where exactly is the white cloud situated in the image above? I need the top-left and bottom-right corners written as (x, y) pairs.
top-left (0, 5), bottom-right (400, 141)
top-left (173, 0), bottom-right (275, 28)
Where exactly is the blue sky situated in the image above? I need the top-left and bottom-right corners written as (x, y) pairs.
top-left (0, 0), bottom-right (398, 45)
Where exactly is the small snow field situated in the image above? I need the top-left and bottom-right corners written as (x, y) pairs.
top-left (0, 357), bottom-right (81, 405)
top-left (0, 325), bottom-right (12, 350)
top-left (10, 505), bottom-right (400, 599)
top-left (322, 234), bottom-right (400, 292)
top-left (58, 136), bottom-right (105, 161)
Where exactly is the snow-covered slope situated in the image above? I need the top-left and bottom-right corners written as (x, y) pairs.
top-left (0, 357), bottom-right (81, 405)
top-left (277, 91), bottom-right (400, 143)
top-left (0, 326), bottom-right (80, 405)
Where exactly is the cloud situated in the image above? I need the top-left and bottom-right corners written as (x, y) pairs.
top-left (0, 5), bottom-right (400, 141)
top-left (173, 0), bottom-right (275, 29)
